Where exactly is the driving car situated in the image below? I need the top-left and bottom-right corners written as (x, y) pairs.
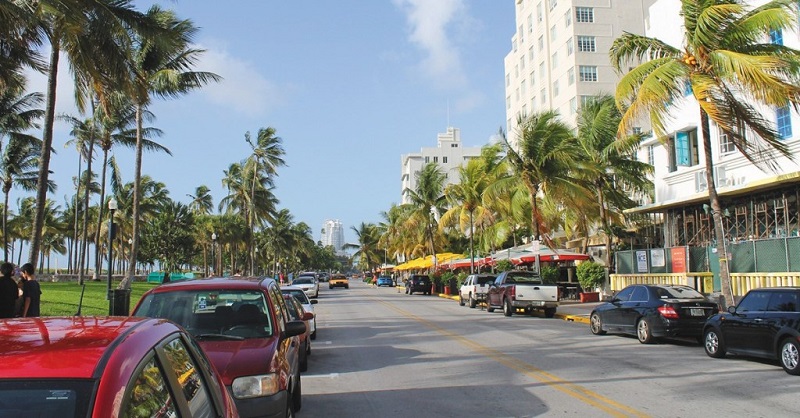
top-left (459, 273), bottom-right (497, 308)
top-left (133, 276), bottom-right (306, 418)
top-left (376, 276), bottom-right (394, 287)
top-left (0, 316), bottom-right (238, 418)
top-left (406, 275), bottom-right (432, 295)
top-left (329, 274), bottom-right (349, 289)
top-left (703, 287), bottom-right (800, 374)
top-left (291, 276), bottom-right (319, 299)
top-left (589, 284), bottom-right (718, 344)
top-left (283, 294), bottom-right (313, 372)
top-left (281, 285), bottom-right (318, 340)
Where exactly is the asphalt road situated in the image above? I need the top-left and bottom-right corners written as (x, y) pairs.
top-left (299, 279), bottom-right (799, 417)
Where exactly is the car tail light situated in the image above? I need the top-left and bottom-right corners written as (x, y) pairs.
top-left (658, 305), bottom-right (680, 319)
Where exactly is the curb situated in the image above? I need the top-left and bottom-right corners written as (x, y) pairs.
top-left (435, 293), bottom-right (591, 324)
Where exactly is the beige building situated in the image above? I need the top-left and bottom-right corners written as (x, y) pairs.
top-left (504, 0), bottom-right (656, 138)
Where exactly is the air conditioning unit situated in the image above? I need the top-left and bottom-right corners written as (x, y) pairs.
top-left (695, 170), bottom-right (708, 192)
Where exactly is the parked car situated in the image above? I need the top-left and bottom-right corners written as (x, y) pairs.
top-left (283, 294), bottom-right (314, 372)
top-left (318, 272), bottom-right (330, 282)
top-left (329, 274), bottom-right (349, 289)
top-left (133, 276), bottom-right (307, 417)
top-left (406, 275), bottom-right (432, 295)
top-left (459, 273), bottom-right (497, 308)
top-left (291, 276), bottom-right (319, 299)
top-left (376, 276), bottom-right (394, 287)
top-left (703, 287), bottom-right (800, 374)
top-left (486, 270), bottom-right (559, 317)
top-left (0, 316), bottom-right (238, 418)
top-left (590, 284), bottom-right (717, 344)
top-left (281, 285), bottom-right (318, 340)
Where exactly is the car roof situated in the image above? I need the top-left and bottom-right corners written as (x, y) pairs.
top-left (145, 276), bottom-right (278, 294)
top-left (0, 316), bottom-right (180, 379)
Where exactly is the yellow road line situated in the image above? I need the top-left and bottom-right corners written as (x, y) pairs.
top-left (379, 298), bottom-right (649, 418)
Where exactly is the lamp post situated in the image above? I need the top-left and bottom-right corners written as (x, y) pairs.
top-left (211, 233), bottom-right (217, 276)
top-left (107, 198), bottom-right (118, 315)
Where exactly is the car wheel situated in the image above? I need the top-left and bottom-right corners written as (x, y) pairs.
top-left (780, 339), bottom-right (800, 375)
top-left (544, 307), bottom-right (557, 318)
top-left (503, 298), bottom-right (513, 317)
top-left (299, 344), bottom-right (308, 372)
top-left (345, 285), bottom-right (349, 289)
top-left (311, 330), bottom-right (316, 340)
top-left (703, 328), bottom-right (726, 358)
top-left (590, 313), bottom-right (606, 335)
top-left (636, 318), bottom-right (654, 344)
top-left (469, 295), bottom-right (477, 309)
top-left (291, 374), bottom-right (302, 413)
top-left (459, 295), bottom-right (465, 306)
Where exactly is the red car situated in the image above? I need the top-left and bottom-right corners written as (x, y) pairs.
top-left (133, 276), bottom-right (306, 418)
top-left (0, 316), bottom-right (238, 417)
top-left (283, 294), bottom-right (314, 372)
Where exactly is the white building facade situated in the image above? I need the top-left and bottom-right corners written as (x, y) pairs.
top-left (504, 0), bottom-right (656, 137)
top-left (400, 127), bottom-right (483, 204)
top-left (320, 219), bottom-right (346, 255)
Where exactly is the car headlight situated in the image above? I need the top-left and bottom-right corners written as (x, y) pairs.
top-left (232, 374), bottom-right (280, 398)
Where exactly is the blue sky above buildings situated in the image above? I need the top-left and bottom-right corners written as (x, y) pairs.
top-left (26, 1), bottom-right (514, 245)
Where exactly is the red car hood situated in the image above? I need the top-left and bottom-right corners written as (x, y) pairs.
top-left (199, 336), bottom-right (280, 385)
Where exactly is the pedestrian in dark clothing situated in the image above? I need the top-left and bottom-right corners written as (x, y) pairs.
top-left (0, 262), bottom-right (18, 318)
top-left (20, 263), bottom-right (41, 317)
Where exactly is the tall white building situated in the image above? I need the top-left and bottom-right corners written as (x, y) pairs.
top-left (504, 0), bottom-right (656, 137)
top-left (400, 127), bottom-right (483, 204)
top-left (320, 219), bottom-right (345, 255)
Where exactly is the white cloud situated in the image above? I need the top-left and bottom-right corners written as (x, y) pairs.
top-left (394, 0), bottom-right (468, 89)
top-left (195, 41), bottom-right (282, 117)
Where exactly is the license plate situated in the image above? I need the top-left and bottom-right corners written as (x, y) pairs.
top-left (690, 308), bottom-right (705, 316)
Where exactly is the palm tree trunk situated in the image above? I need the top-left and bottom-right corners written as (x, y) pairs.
top-left (2, 187), bottom-right (9, 262)
top-left (72, 154), bottom-right (82, 275)
top-left (29, 39), bottom-right (60, 266)
top-left (79, 135), bottom-right (95, 285)
top-left (120, 105), bottom-right (144, 290)
top-left (701, 109), bottom-right (734, 306)
top-left (469, 209), bottom-right (475, 274)
top-left (93, 147), bottom-right (109, 282)
top-left (597, 182), bottom-right (612, 292)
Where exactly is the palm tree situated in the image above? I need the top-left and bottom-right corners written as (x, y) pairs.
top-left (0, 83), bottom-right (44, 261)
top-left (188, 185), bottom-right (214, 216)
top-left (347, 223), bottom-right (382, 272)
top-left (403, 163), bottom-right (448, 267)
top-left (121, 5), bottom-right (220, 289)
top-left (501, 111), bottom-right (583, 248)
top-left (610, 0), bottom-right (800, 306)
top-left (575, 95), bottom-right (654, 275)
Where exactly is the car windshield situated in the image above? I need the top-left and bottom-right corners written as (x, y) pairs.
top-left (292, 278), bottom-right (314, 285)
top-left (283, 296), bottom-right (302, 320)
top-left (655, 286), bottom-right (706, 299)
top-left (135, 289), bottom-right (274, 339)
top-left (476, 276), bottom-right (496, 285)
top-left (282, 289), bottom-right (310, 305)
top-left (505, 272), bottom-right (542, 284)
top-left (0, 380), bottom-right (94, 418)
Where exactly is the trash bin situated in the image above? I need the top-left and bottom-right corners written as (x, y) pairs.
top-left (111, 289), bottom-right (132, 316)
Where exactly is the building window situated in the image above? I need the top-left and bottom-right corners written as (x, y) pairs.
top-left (541, 89), bottom-right (546, 104)
top-left (515, 87), bottom-right (519, 102)
top-left (719, 129), bottom-right (737, 154)
top-left (567, 67), bottom-right (575, 85)
top-left (451, 143), bottom-right (458, 148)
top-left (647, 144), bottom-right (655, 166)
top-left (777, 105), bottom-right (792, 138)
top-left (514, 64), bottom-right (519, 78)
top-left (505, 73), bottom-right (510, 87)
top-left (770, 29), bottom-right (783, 45)
top-left (539, 62), bottom-right (545, 80)
top-left (528, 14), bottom-right (533, 33)
top-left (564, 9), bottom-right (572, 27)
top-left (530, 70), bottom-right (535, 85)
top-left (576, 7), bottom-right (594, 23)
top-left (519, 25), bottom-right (524, 44)
top-left (674, 129), bottom-right (699, 167)
top-left (579, 65), bottom-right (598, 82)
top-left (552, 79), bottom-right (559, 97)
top-left (520, 55), bottom-right (525, 70)
top-left (538, 35), bottom-right (544, 51)
top-left (570, 97), bottom-right (577, 114)
top-left (433, 156), bottom-right (439, 163)
top-left (550, 0), bottom-right (557, 11)
top-left (443, 156), bottom-right (448, 163)
top-left (537, 2), bottom-right (543, 22)
top-left (529, 46), bottom-right (534, 61)
top-left (551, 51), bottom-right (558, 69)
top-left (566, 37), bottom-right (573, 55)
top-left (577, 36), bottom-right (596, 52)
top-left (550, 25), bottom-right (557, 40)
top-left (425, 156), bottom-right (430, 163)
top-left (580, 95), bottom-right (598, 106)
top-left (506, 96), bottom-right (511, 109)
top-left (512, 38), bottom-right (517, 53)
top-left (521, 104), bottom-right (527, 117)
top-left (521, 79), bottom-right (526, 96)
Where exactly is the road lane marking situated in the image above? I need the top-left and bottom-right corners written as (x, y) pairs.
top-left (378, 298), bottom-right (649, 418)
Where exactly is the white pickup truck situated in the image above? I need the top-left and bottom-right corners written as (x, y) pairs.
top-left (458, 273), bottom-right (497, 308)
top-left (485, 270), bottom-right (559, 318)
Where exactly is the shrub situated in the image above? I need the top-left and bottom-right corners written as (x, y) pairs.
top-left (576, 261), bottom-right (605, 291)
top-left (540, 264), bottom-right (559, 284)
top-left (495, 260), bottom-right (514, 272)
top-left (456, 271), bottom-right (468, 287)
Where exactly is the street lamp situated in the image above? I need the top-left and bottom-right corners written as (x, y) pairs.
top-left (211, 233), bottom-right (217, 276)
top-left (107, 198), bottom-right (118, 314)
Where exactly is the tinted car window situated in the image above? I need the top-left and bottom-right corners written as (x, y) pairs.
top-left (283, 288), bottom-right (310, 304)
top-left (292, 278), bottom-right (315, 284)
top-left (476, 276), bottom-right (496, 285)
top-left (162, 338), bottom-right (214, 418)
top-left (614, 287), bottom-right (634, 302)
top-left (124, 355), bottom-right (177, 418)
top-left (654, 286), bottom-right (705, 299)
top-left (505, 272), bottom-right (542, 284)
top-left (737, 291), bottom-right (770, 312)
top-left (630, 286), bottom-right (649, 302)
top-left (767, 292), bottom-right (800, 312)
top-left (0, 381), bottom-right (93, 418)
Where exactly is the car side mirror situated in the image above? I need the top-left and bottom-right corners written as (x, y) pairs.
top-left (310, 299), bottom-right (318, 304)
top-left (283, 320), bottom-right (306, 338)
top-left (727, 305), bottom-right (737, 314)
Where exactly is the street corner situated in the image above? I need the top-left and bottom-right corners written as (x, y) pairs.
top-left (438, 293), bottom-right (460, 301)
top-left (556, 313), bottom-right (590, 324)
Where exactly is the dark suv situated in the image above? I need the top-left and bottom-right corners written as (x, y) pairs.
top-left (703, 287), bottom-right (800, 374)
top-left (406, 275), bottom-right (432, 295)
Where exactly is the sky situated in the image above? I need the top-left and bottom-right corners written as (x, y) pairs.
top-left (24, 0), bottom-right (515, 246)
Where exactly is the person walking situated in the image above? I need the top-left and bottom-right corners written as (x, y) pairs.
top-left (20, 263), bottom-right (41, 317)
top-left (0, 263), bottom-right (18, 318)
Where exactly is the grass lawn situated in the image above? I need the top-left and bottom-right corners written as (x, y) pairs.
top-left (39, 281), bottom-right (160, 316)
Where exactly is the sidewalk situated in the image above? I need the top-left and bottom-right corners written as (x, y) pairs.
top-left (435, 292), bottom-right (599, 324)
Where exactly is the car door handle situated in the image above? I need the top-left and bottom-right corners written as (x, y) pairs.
top-left (754, 318), bottom-right (763, 322)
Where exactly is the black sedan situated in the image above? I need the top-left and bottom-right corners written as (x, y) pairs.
top-left (589, 284), bottom-right (718, 344)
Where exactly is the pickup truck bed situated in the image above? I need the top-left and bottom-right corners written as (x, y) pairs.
top-left (486, 270), bottom-right (559, 317)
